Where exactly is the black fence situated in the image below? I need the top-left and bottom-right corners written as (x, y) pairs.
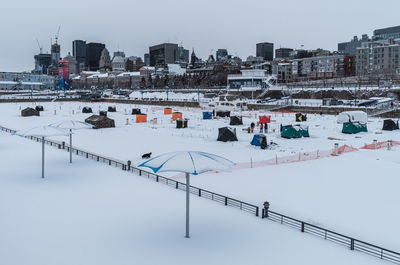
top-left (0, 125), bottom-right (259, 217)
top-left (263, 209), bottom-right (400, 264)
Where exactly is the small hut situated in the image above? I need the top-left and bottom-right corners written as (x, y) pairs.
top-left (82, 107), bottom-right (93, 113)
top-left (176, 119), bottom-right (188, 128)
top-left (217, 127), bottom-right (238, 142)
top-left (21, 107), bottom-right (40, 117)
top-left (295, 113), bottom-right (307, 122)
top-left (216, 111), bottom-right (230, 118)
top-left (229, 116), bottom-right (243, 125)
top-left (85, 115), bottom-right (115, 129)
top-left (132, 108), bottom-right (141, 115)
top-left (164, 108), bottom-right (172, 115)
top-left (172, 112), bottom-right (183, 121)
top-left (108, 106), bottom-right (116, 112)
top-left (136, 114), bottom-right (147, 123)
top-left (35, 105), bottom-right (44, 111)
top-left (203, 111), bottom-right (212, 120)
top-left (99, 111), bottom-right (107, 116)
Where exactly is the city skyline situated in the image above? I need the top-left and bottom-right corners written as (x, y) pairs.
top-left (1, 0), bottom-right (399, 72)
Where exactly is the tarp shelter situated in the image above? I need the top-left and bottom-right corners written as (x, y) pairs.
top-left (85, 115), bottom-right (115, 129)
top-left (251, 134), bottom-right (267, 149)
top-left (259, 115), bottom-right (271, 124)
top-left (176, 119), bottom-right (188, 128)
top-left (382, 119), bottom-right (399, 131)
top-left (230, 116), bottom-right (243, 125)
top-left (172, 112), bottom-right (183, 121)
top-left (82, 107), bottom-right (92, 113)
top-left (35, 105), bottom-right (44, 111)
top-left (295, 113), bottom-right (307, 122)
top-left (217, 127), bottom-right (238, 142)
top-left (21, 107), bottom-right (40, 117)
top-left (108, 106), bottom-right (116, 112)
top-left (136, 114), bottom-right (147, 123)
top-left (281, 124), bottom-right (309, 138)
top-left (216, 111), bottom-right (230, 118)
top-left (203, 111), bottom-right (212, 120)
top-left (131, 108), bottom-right (141, 115)
top-left (99, 111), bottom-right (107, 116)
top-left (337, 111), bottom-right (367, 124)
top-left (342, 122), bottom-right (367, 134)
top-left (164, 108), bottom-right (172, 115)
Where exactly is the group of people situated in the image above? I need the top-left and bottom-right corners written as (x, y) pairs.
top-left (248, 122), bottom-right (268, 134)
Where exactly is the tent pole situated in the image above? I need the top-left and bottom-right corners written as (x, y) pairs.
top-left (42, 136), bottom-right (45, 178)
top-left (69, 129), bottom-right (72, 163)
top-left (185, 172), bottom-right (190, 238)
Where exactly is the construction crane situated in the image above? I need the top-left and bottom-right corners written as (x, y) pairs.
top-left (55, 25), bottom-right (61, 44)
top-left (36, 38), bottom-right (43, 54)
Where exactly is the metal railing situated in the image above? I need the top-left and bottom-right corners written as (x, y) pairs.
top-left (263, 209), bottom-right (400, 264)
top-left (0, 125), bottom-right (259, 217)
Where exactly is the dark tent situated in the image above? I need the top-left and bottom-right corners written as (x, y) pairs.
top-left (21, 107), bottom-right (40, 117)
top-left (382, 119), bottom-right (399, 131)
top-left (216, 111), bottom-right (230, 118)
top-left (217, 127), bottom-right (238, 142)
top-left (132, 108), bottom-right (141, 115)
top-left (251, 134), bottom-right (267, 149)
top-left (35, 105), bottom-right (44, 111)
top-left (85, 115), bottom-right (115, 129)
top-left (99, 111), bottom-right (107, 116)
top-left (230, 116), bottom-right (243, 126)
top-left (82, 107), bottom-right (93, 113)
top-left (203, 111), bottom-right (212, 120)
top-left (295, 113), bottom-right (307, 122)
top-left (108, 106), bottom-right (116, 112)
top-left (176, 119), bottom-right (188, 128)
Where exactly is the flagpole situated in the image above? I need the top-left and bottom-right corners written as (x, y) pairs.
top-left (185, 172), bottom-right (190, 238)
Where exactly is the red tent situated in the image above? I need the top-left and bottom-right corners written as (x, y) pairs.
top-left (259, 115), bottom-right (271, 124)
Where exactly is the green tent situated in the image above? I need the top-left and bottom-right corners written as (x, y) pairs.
top-left (281, 125), bottom-right (309, 138)
top-left (342, 122), bottom-right (367, 134)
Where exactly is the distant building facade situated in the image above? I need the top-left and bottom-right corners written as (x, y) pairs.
top-left (256, 42), bottom-right (274, 61)
top-left (144, 53), bottom-right (150, 66)
top-left (338, 35), bottom-right (370, 56)
top-left (275, 48), bottom-right (293, 59)
top-left (149, 43), bottom-right (179, 67)
top-left (373, 25), bottom-right (400, 40)
top-left (86, 43), bottom-right (106, 71)
top-left (34, 53), bottom-right (52, 74)
top-left (0, 72), bottom-right (55, 90)
top-left (63, 53), bottom-right (78, 75)
top-left (72, 40), bottom-right (86, 72)
top-left (216, 49), bottom-right (228, 61)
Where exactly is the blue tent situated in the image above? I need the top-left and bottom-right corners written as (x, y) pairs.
top-left (203, 111), bottom-right (212, 120)
top-left (251, 134), bottom-right (267, 147)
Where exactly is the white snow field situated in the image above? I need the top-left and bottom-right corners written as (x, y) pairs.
top-left (0, 102), bottom-right (399, 253)
top-left (0, 133), bottom-right (385, 265)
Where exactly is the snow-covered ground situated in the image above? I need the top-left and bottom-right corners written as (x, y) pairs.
top-left (0, 101), bottom-right (399, 253)
top-left (0, 132), bottom-right (386, 265)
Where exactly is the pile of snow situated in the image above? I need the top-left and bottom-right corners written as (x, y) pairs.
top-left (129, 91), bottom-right (201, 101)
top-left (337, 111), bottom-right (368, 124)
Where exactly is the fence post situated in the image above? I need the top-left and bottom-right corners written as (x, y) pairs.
top-left (139, 170), bottom-right (142, 176)
top-left (198, 189), bottom-right (201, 197)
top-left (256, 206), bottom-right (259, 217)
top-left (350, 239), bottom-right (355, 250)
top-left (62, 141), bottom-right (65, 149)
top-left (334, 143), bottom-right (339, 156)
top-left (175, 181), bottom-right (178, 189)
top-left (387, 140), bottom-right (392, 150)
top-left (225, 197), bottom-right (228, 205)
top-left (127, 160), bottom-right (131, 171)
top-left (301, 222), bottom-right (305, 232)
top-left (373, 139), bottom-right (377, 150)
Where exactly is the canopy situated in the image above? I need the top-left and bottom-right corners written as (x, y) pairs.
top-left (251, 134), bottom-right (267, 148)
top-left (259, 115), bottom-right (271, 124)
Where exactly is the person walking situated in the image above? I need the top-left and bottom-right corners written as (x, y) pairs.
top-left (250, 122), bottom-right (255, 133)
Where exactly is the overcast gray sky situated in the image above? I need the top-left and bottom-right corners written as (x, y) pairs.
top-left (1, 0), bottom-right (399, 72)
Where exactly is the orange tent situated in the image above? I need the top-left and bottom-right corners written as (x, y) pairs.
top-left (136, 114), bottom-right (147, 123)
top-left (164, 108), bottom-right (172, 115)
top-left (172, 112), bottom-right (182, 121)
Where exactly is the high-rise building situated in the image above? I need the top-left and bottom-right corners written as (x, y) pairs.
top-left (85, 42), bottom-right (106, 71)
top-left (144, 53), bottom-right (150, 66)
top-left (275, 48), bottom-right (293, 59)
top-left (149, 43), bottom-right (179, 66)
top-left (256, 42), bottom-right (274, 61)
top-left (216, 49), bottom-right (228, 61)
top-left (51, 43), bottom-right (60, 66)
top-left (34, 53), bottom-right (52, 75)
top-left (373, 26), bottom-right (400, 40)
top-left (63, 53), bottom-right (78, 75)
top-left (72, 40), bottom-right (86, 72)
